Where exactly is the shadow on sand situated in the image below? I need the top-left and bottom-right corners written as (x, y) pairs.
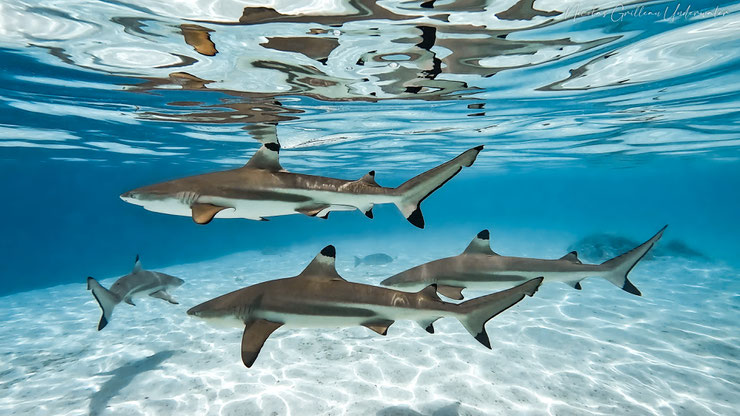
top-left (377, 402), bottom-right (462, 416)
top-left (89, 350), bottom-right (177, 415)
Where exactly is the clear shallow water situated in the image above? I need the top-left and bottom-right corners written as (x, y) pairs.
top-left (1, 0), bottom-right (739, 415)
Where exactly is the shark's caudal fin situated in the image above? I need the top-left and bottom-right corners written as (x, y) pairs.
top-left (599, 225), bottom-right (667, 296)
top-left (87, 277), bottom-right (122, 330)
top-left (393, 146), bottom-right (483, 228)
top-left (456, 277), bottom-right (542, 348)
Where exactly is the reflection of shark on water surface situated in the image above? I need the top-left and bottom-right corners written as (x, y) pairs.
top-left (121, 143), bottom-right (482, 228)
top-left (87, 256), bottom-right (184, 330)
top-left (381, 226), bottom-right (666, 300)
top-left (187, 245), bottom-right (543, 368)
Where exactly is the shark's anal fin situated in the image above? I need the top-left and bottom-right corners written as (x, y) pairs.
top-left (560, 251), bottom-right (582, 264)
top-left (191, 203), bottom-right (230, 225)
top-left (244, 143), bottom-right (283, 171)
top-left (463, 230), bottom-right (497, 256)
top-left (437, 285), bottom-right (465, 300)
top-left (241, 319), bottom-right (282, 368)
top-left (564, 280), bottom-right (583, 290)
top-left (124, 298), bottom-right (136, 306)
top-left (150, 290), bottom-right (179, 304)
top-left (364, 207), bottom-right (374, 219)
top-left (296, 205), bottom-right (330, 217)
top-left (417, 318), bottom-right (440, 334)
top-left (363, 319), bottom-right (394, 336)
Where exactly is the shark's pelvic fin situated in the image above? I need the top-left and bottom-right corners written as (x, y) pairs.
top-left (124, 297), bottom-right (136, 306)
top-left (241, 319), bottom-right (283, 368)
top-left (296, 205), bottom-right (330, 217)
top-left (457, 277), bottom-right (543, 349)
top-left (599, 225), bottom-right (667, 296)
top-left (299, 245), bottom-right (344, 280)
top-left (417, 318), bottom-right (439, 334)
top-left (132, 255), bottom-right (143, 273)
top-left (87, 277), bottom-right (122, 331)
top-left (244, 143), bottom-right (283, 172)
top-left (393, 145), bottom-right (483, 229)
top-left (463, 229), bottom-right (497, 256)
top-left (437, 285), bottom-right (465, 300)
top-left (192, 203), bottom-right (230, 224)
top-left (363, 319), bottom-right (394, 336)
top-left (560, 251), bottom-right (582, 264)
top-left (150, 290), bottom-right (178, 304)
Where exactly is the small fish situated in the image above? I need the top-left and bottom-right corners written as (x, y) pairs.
top-left (187, 245), bottom-right (542, 368)
top-left (121, 143), bottom-right (483, 228)
top-left (381, 226), bottom-right (666, 299)
top-left (354, 253), bottom-right (394, 267)
top-left (87, 255), bottom-right (184, 330)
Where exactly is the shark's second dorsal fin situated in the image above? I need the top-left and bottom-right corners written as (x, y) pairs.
top-left (560, 251), bottom-right (582, 264)
top-left (299, 245), bottom-right (344, 281)
top-left (356, 171), bottom-right (379, 186)
top-left (132, 255), bottom-right (142, 273)
top-left (244, 143), bottom-right (283, 172)
top-left (417, 284), bottom-right (441, 301)
top-left (463, 230), bottom-right (497, 255)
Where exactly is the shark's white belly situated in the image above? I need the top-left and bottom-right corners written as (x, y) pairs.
top-left (449, 270), bottom-right (603, 290)
top-left (260, 304), bottom-right (443, 329)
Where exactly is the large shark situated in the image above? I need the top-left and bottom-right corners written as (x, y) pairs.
top-left (120, 143), bottom-right (483, 228)
top-left (187, 245), bottom-right (543, 368)
top-left (381, 226), bottom-right (667, 299)
top-left (87, 256), bottom-right (184, 330)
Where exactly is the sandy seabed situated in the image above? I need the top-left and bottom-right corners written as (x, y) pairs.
top-left (1, 236), bottom-right (738, 416)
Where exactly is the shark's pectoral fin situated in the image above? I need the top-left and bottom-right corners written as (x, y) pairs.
top-left (437, 285), bottom-right (465, 300)
top-left (564, 280), bottom-right (583, 290)
top-left (241, 319), bottom-right (282, 368)
top-left (150, 290), bottom-right (178, 304)
top-left (362, 319), bottom-right (394, 336)
top-left (124, 297), bottom-right (136, 306)
top-left (191, 203), bottom-right (230, 224)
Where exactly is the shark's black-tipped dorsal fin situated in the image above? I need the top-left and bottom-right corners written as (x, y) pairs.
top-left (356, 170), bottom-right (379, 186)
top-left (560, 251), bottom-right (582, 264)
top-left (299, 245), bottom-right (344, 281)
top-left (244, 143), bottom-right (283, 171)
top-left (132, 255), bottom-right (142, 273)
top-left (463, 230), bottom-right (497, 255)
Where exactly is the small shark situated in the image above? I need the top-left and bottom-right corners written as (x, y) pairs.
top-left (121, 143), bottom-right (483, 228)
top-left (187, 245), bottom-right (542, 368)
top-left (381, 226), bottom-right (667, 299)
top-left (87, 256), bottom-right (184, 330)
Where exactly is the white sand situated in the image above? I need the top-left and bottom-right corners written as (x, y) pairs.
top-left (1, 236), bottom-right (737, 416)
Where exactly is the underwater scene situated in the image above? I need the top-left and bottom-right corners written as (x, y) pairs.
top-left (1, 0), bottom-right (739, 415)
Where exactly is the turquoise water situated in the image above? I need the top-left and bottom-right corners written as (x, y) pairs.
top-left (1, 1), bottom-right (739, 415)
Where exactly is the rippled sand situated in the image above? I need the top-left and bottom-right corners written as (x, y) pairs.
top-left (1, 238), bottom-right (737, 415)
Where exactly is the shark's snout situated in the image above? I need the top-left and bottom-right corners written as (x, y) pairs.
top-left (120, 190), bottom-right (138, 202)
